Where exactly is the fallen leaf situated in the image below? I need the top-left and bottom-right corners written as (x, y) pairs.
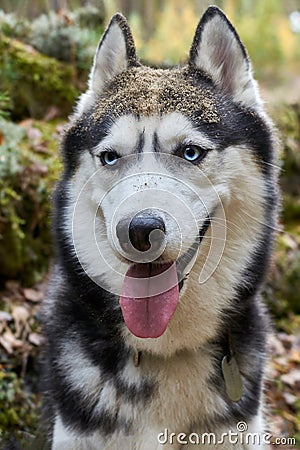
top-left (281, 234), bottom-right (298, 250)
top-left (19, 118), bottom-right (33, 129)
top-left (289, 349), bottom-right (300, 364)
top-left (12, 306), bottom-right (30, 322)
top-left (282, 410), bottom-right (299, 425)
top-left (269, 334), bottom-right (286, 356)
top-left (43, 106), bottom-right (59, 121)
top-left (274, 355), bottom-right (290, 367)
top-left (282, 392), bottom-right (298, 406)
top-left (23, 288), bottom-right (44, 303)
top-left (272, 359), bottom-right (289, 373)
top-left (277, 332), bottom-right (295, 349)
top-left (30, 162), bottom-right (48, 175)
top-left (12, 306), bottom-right (30, 337)
top-left (266, 363), bottom-right (278, 379)
top-left (27, 127), bottom-right (42, 143)
top-left (0, 329), bottom-right (23, 354)
top-left (28, 332), bottom-right (44, 346)
top-left (34, 142), bottom-right (51, 154)
top-left (281, 369), bottom-right (300, 388)
top-left (292, 334), bottom-right (300, 351)
top-left (0, 311), bottom-right (13, 322)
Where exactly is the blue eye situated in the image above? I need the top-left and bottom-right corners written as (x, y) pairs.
top-left (100, 151), bottom-right (119, 166)
top-left (182, 146), bottom-right (206, 163)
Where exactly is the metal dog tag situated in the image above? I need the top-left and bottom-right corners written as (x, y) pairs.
top-left (221, 355), bottom-right (243, 402)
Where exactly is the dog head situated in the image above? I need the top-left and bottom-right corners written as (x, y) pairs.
top-left (60, 7), bottom-right (277, 354)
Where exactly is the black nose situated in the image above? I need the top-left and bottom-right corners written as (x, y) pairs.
top-left (116, 214), bottom-right (165, 253)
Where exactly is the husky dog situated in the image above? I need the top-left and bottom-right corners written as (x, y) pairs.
top-left (42, 6), bottom-right (278, 450)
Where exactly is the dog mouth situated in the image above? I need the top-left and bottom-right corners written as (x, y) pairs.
top-left (119, 214), bottom-right (212, 339)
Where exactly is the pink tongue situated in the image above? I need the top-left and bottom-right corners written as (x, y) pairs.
top-left (120, 263), bottom-right (179, 338)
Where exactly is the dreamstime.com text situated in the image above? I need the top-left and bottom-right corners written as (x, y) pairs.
top-left (157, 422), bottom-right (296, 446)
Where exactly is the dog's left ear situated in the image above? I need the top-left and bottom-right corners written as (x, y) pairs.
top-left (189, 6), bottom-right (261, 108)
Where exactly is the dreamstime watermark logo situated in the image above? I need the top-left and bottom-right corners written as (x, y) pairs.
top-left (71, 153), bottom-right (228, 294)
top-left (157, 422), bottom-right (296, 446)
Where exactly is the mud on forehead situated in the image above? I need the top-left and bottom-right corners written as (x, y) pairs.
top-left (91, 66), bottom-right (220, 124)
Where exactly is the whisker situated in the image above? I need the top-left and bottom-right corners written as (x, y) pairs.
top-left (242, 210), bottom-right (283, 233)
top-left (196, 217), bottom-right (242, 239)
top-left (261, 160), bottom-right (284, 172)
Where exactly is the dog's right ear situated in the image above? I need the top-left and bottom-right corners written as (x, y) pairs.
top-left (75, 14), bottom-right (137, 116)
top-left (89, 13), bottom-right (138, 93)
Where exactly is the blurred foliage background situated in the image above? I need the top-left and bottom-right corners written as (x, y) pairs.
top-left (0, 0), bottom-right (300, 447)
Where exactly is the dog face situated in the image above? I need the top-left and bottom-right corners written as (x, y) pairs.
top-left (61, 8), bottom-right (276, 352)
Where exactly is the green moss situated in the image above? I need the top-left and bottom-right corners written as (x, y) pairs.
top-left (264, 227), bottom-right (300, 319)
top-left (29, 11), bottom-right (101, 72)
top-left (276, 104), bottom-right (300, 226)
top-left (0, 34), bottom-right (79, 119)
top-left (0, 371), bottom-right (41, 436)
top-left (0, 118), bottom-right (62, 284)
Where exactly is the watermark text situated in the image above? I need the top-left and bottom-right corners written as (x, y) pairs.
top-left (157, 422), bottom-right (296, 446)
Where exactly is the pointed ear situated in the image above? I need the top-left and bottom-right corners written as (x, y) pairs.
top-left (189, 6), bottom-right (261, 108)
top-left (89, 13), bottom-right (138, 93)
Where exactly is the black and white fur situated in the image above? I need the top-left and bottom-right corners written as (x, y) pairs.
top-left (42, 7), bottom-right (278, 449)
